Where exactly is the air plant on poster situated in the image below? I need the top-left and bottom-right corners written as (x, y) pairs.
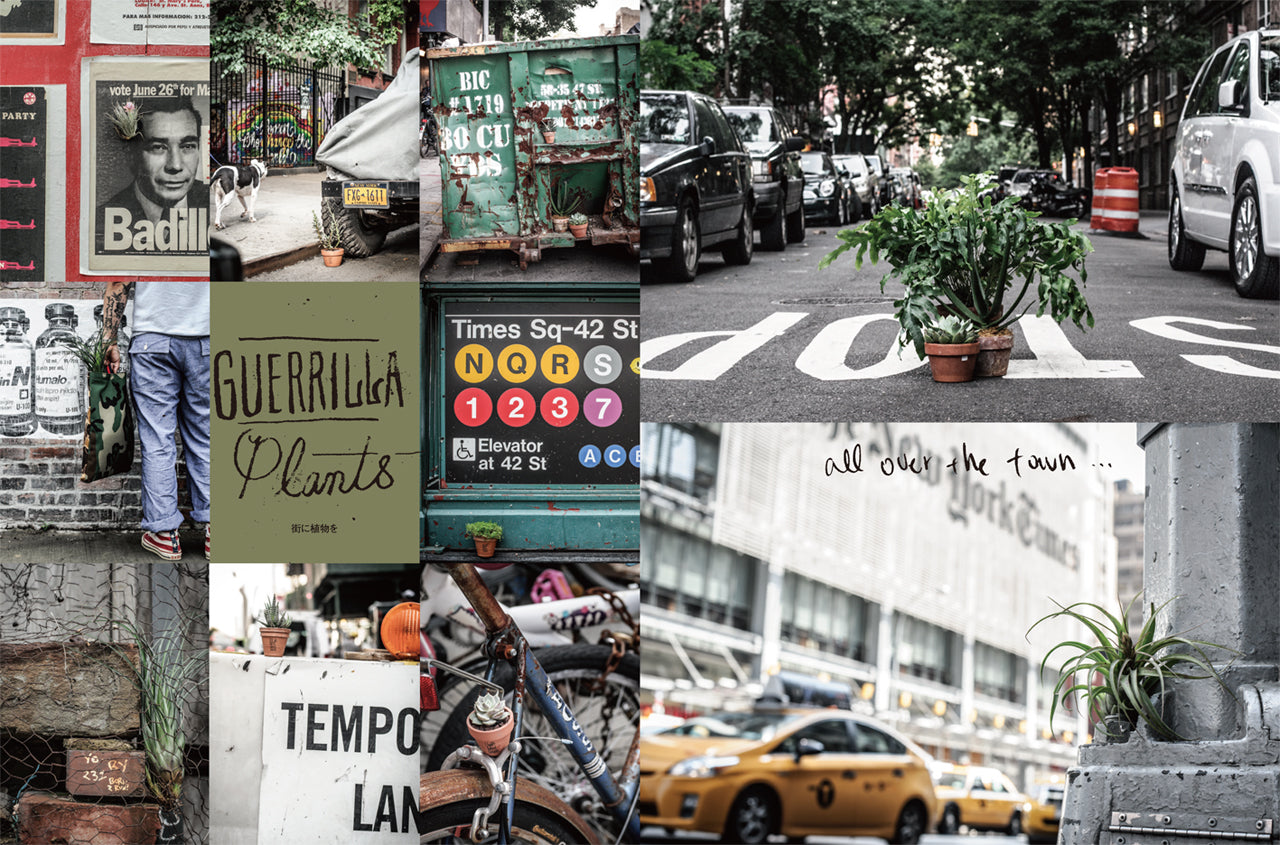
top-left (1029, 593), bottom-right (1235, 741)
top-left (110, 101), bottom-right (145, 141)
top-left (61, 328), bottom-right (113, 373)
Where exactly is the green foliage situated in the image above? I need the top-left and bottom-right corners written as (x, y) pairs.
top-left (820, 174), bottom-right (1093, 359)
top-left (645, 0), bottom-right (727, 94)
top-left (548, 178), bottom-right (585, 218)
top-left (470, 691), bottom-right (510, 728)
top-left (935, 127), bottom-right (1036, 190)
top-left (568, 212), bottom-right (588, 226)
top-left (486, 0), bottom-right (598, 42)
top-left (922, 315), bottom-right (978, 345)
top-left (211, 0), bottom-right (406, 73)
top-left (465, 521), bottom-right (503, 540)
top-left (61, 329), bottom-right (113, 373)
top-left (312, 211), bottom-right (341, 251)
top-left (640, 39), bottom-right (717, 93)
top-left (1029, 594), bottom-right (1235, 741)
top-left (260, 597), bottom-right (292, 629)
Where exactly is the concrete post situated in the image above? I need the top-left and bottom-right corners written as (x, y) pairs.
top-left (1059, 423), bottom-right (1279, 844)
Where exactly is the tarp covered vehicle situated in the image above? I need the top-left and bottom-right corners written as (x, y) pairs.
top-left (317, 49), bottom-right (419, 257)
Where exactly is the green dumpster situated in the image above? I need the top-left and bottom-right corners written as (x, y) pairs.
top-left (428, 35), bottom-right (640, 269)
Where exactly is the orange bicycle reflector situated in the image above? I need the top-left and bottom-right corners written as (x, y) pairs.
top-left (380, 601), bottom-right (420, 659)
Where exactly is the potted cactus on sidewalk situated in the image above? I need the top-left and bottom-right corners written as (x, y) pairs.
top-left (259, 598), bottom-right (292, 657)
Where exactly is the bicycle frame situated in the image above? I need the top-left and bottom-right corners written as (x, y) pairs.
top-left (441, 564), bottom-right (641, 844)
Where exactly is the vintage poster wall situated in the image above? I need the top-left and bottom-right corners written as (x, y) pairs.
top-left (0, 85), bottom-right (67, 282)
top-left (79, 57), bottom-right (210, 276)
top-left (0, 0), bottom-right (66, 45)
top-left (90, 0), bottom-right (210, 46)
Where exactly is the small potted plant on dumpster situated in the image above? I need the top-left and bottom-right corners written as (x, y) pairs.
top-left (467, 690), bottom-right (515, 756)
top-left (259, 597), bottom-right (292, 657)
top-left (539, 118), bottom-right (556, 144)
top-left (820, 173), bottom-right (1093, 375)
top-left (465, 521), bottom-right (503, 558)
top-left (921, 315), bottom-right (979, 383)
top-left (312, 210), bottom-right (344, 267)
top-left (568, 212), bottom-right (589, 239)
top-left (548, 178), bottom-right (583, 233)
top-left (1028, 593), bottom-right (1235, 743)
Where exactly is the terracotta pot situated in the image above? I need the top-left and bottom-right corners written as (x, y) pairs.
top-left (474, 537), bottom-right (497, 558)
top-left (551, 216), bottom-right (569, 233)
top-left (467, 706), bottom-right (514, 756)
top-left (542, 131), bottom-right (556, 144)
top-left (569, 223), bottom-right (588, 238)
top-left (260, 626), bottom-right (290, 657)
top-left (321, 247), bottom-right (344, 267)
top-left (924, 341), bottom-right (979, 383)
top-left (976, 330), bottom-right (1014, 377)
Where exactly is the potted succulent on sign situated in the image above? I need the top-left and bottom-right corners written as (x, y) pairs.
top-left (820, 173), bottom-right (1093, 374)
top-left (312, 210), bottom-right (344, 267)
top-left (921, 315), bottom-right (980, 383)
top-left (259, 597), bottom-right (292, 657)
top-left (539, 118), bottom-right (556, 144)
top-left (548, 177), bottom-right (583, 233)
top-left (467, 690), bottom-right (515, 756)
top-left (1029, 593), bottom-right (1235, 743)
top-left (568, 212), bottom-right (589, 239)
top-left (465, 521), bottom-right (503, 558)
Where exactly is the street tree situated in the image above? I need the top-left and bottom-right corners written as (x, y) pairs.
top-left (641, 39), bottom-right (717, 92)
top-left (211, 0), bottom-right (408, 73)
top-left (730, 0), bottom-right (827, 130)
top-left (483, 0), bottom-right (601, 42)
top-left (644, 0), bottom-right (728, 97)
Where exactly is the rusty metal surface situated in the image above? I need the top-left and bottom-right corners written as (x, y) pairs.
top-left (418, 768), bottom-right (600, 844)
top-left (447, 563), bottom-right (512, 633)
top-left (429, 36), bottom-right (638, 265)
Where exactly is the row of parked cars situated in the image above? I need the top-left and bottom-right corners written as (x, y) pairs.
top-left (639, 90), bottom-right (923, 282)
top-left (639, 673), bottom-right (1065, 844)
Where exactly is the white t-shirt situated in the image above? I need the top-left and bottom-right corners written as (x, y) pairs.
top-left (132, 282), bottom-right (209, 337)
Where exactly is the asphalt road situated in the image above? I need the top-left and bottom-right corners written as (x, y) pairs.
top-left (640, 212), bottom-right (1279, 422)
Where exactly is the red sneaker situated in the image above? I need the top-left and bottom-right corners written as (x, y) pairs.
top-left (142, 530), bottom-right (182, 561)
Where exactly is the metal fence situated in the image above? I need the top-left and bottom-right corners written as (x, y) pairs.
top-left (210, 53), bottom-right (347, 169)
top-left (0, 562), bottom-right (209, 845)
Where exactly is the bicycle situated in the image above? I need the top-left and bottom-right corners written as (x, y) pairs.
top-left (419, 564), bottom-right (641, 844)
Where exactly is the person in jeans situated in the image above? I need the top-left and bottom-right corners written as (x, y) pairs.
top-left (102, 282), bottom-right (210, 560)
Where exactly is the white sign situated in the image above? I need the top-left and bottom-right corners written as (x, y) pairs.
top-left (259, 658), bottom-right (418, 845)
top-left (90, 0), bottom-right (209, 45)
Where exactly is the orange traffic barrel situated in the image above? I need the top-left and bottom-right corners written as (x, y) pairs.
top-left (1090, 167), bottom-right (1139, 233)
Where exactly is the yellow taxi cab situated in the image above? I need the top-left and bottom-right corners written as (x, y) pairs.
top-left (639, 682), bottom-right (937, 844)
top-left (1022, 782), bottom-right (1066, 843)
top-left (932, 763), bottom-right (1028, 835)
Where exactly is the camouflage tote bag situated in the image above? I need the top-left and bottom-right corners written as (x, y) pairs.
top-left (81, 370), bottom-right (134, 482)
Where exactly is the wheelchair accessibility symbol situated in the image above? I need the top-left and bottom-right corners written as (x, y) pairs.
top-left (452, 438), bottom-right (477, 461)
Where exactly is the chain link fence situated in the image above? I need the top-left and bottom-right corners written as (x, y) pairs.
top-left (0, 562), bottom-right (208, 845)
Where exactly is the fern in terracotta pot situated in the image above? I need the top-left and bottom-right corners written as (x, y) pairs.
top-left (465, 521), bottom-right (502, 558)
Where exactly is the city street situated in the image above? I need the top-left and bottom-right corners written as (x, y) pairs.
top-left (640, 212), bottom-right (1279, 422)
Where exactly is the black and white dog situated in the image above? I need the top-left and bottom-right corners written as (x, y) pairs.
top-left (211, 159), bottom-right (268, 229)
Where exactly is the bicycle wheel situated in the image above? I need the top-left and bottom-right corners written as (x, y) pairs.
top-left (425, 645), bottom-right (639, 841)
top-left (419, 770), bottom-right (598, 845)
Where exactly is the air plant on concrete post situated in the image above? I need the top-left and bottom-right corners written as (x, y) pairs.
top-left (107, 617), bottom-right (206, 841)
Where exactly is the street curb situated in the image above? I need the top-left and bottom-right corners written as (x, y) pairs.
top-left (245, 242), bottom-right (321, 277)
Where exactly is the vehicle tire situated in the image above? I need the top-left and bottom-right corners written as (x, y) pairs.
top-left (1229, 176), bottom-right (1280, 298)
top-left (891, 800), bottom-right (928, 845)
top-left (849, 192), bottom-right (864, 223)
top-left (321, 196), bottom-right (387, 258)
top-left (425, 645), bottom-right (640, 841)
top-left (1009, 811), bottom-right (1024, 836)
top-left (761, 204), bottom-right (786, 251)
top-left (668, 197), bottom-right (701, 283)
top-left (418, 787), bottom-right (590, 844)
top-left (722, 203), bottom-right (754, 265)
top-left (785, 201), bottom-right (805, 243)
top-left (721, 787), bottom-right (777, 845)
top-left (1168, 187), bottom-right (1206, 272)
top-left (938, 804), bottom-right (960, 835)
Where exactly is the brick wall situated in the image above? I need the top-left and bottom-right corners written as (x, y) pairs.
top-left (0, 282), bottom-right (191, 530)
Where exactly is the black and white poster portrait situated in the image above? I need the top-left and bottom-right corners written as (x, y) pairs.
top-left (0, 0), bottom-right (66, 45)
top-left (80, 57), bottom-right (210, 276)
top-left (0, 85), bottom-right (67, 282)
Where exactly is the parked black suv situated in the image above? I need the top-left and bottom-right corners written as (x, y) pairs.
top-left (723, 105), bottom-right (806, 250)
top-left (640, 90), bottom-right (755, 282)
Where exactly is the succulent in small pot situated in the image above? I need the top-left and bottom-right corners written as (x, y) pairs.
top-left (539, 118), bottom-right (556, 144)
top-left (921, 315), bottom-right (979, 383)
top-left (465, 520), bottom-right (502, 558)
top-left (568, 212), bottom-right (589, 238)
top-left (467, 691), bottom-right (514, 756)
top-left (259, 597), bottom-right (292, 657)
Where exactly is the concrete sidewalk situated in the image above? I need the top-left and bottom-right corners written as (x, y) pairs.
top-left (1, 526), bottom-right (211, 564)
top-left (211, 167), bottom-right (328, 277)
top-left (420, 155), bottom-right (442, 279)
